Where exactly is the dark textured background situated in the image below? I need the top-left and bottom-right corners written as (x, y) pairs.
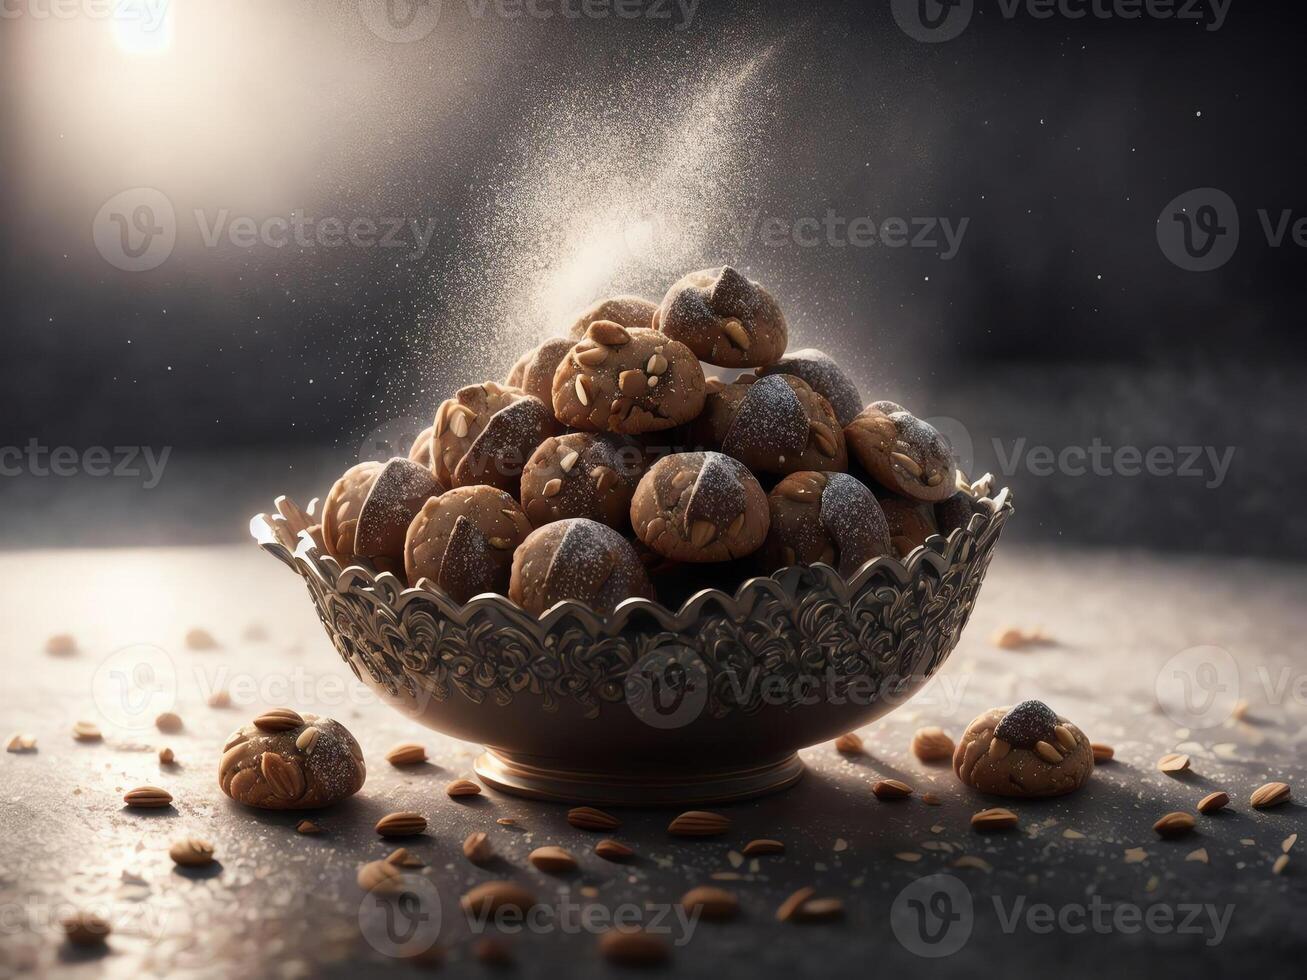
top-left (1, 0), bottom-right (1304, 554)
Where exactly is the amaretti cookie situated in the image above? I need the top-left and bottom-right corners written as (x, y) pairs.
top-left (433, 382), bottom-right (555, 495)
top-left (953, 701), bottom-right (1093, 798)
top-left (877, 493), bottom-right (939, 558)
top-left (354, 457), bottom-right (443, 575)
top-left (520, 432), bottom-right (643, 529)
top-left (845, 404), bottom-right (956, 502)
top-left (509, 518), bottom-right (655, 615)
top-left (762, 472), bottom-right (892, 576)
top-left (757, 348), bottom-right (863, 426)
top-left (656, 266), bottom-right (787, 368)
top-left (630, 451), bottom-right (769, 562)
top-left (505, 337), bottom-right (574, 406)
top-left (322, 461), bottom-right (384, 561)
top-left (552, 323), bottom-right (705, 434)
top-left (564, 295), bottom-right (659, 341)
top-left (689, 374), bottom-right (846, 475)
top-left (404, 485), bottom-right (532, 602)
top-left (219, 711), bottom-right (365, 810)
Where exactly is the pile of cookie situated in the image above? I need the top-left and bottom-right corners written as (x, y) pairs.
top-left (320, 266), bottom-right (971, 614)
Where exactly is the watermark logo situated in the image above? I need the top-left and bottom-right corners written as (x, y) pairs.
top-left (358, 415), bottom-right (431, 464)
top-left (892, 0), bottom-right (974, 43)
top-left (1155, 644), bottom-right (1240, 729)
top-left (357, 874), bottom-right (443, 958)
top-left (358, 0), bottom-right (441, 42)
top-left (93, 188), bottom-right (176, 272)
top-left (0, 442), bottom-right (172, 489)
top-left (1156, 188), bottom-right (1239, 272)
top-left (891, 874), bottom-right (974, 957)
top-left (625, 645), bottom-right (710, 730)
top-left (90, 644), bottom-right (177, 730)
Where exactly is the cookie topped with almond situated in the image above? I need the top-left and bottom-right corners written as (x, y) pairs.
top-left (219, 709), bottom-right (365, 810)
top-left (953, 701), bottom-right (1092, 798)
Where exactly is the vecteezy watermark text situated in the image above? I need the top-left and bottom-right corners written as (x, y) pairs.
top-left (357, 0), bottom-right (700, 43)
top-left (0, 0), bottom-right (169, 30)
top-left (0, 441), bottom-right (170, 489)
top-left (992, 438), bottom-right (1236, 489)
top-left (893, 0), bottom-right (1230, 43)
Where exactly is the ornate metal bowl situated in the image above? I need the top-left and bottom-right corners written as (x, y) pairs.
top-left (251, 482), bottom-right (1012, 805)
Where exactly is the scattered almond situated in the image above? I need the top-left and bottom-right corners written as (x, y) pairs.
top-left (385, 742), bottom-right (427, 767)
top-left (184, 628), bottom-right (218, 650)
top-left (1186, 848), bottom-right (1209, 864)
top-left (1091, 743), bottom-right (1115, 763)
top-left (375, 811), bottom-right (427, 837)
top-left (357, 859), bottom-right (403, 894)
top-left (776, 887), bottom-right (815, 922)
top-left (681, 886), bottom-right (739, 921)
top-left (447, 778), bottom-right (482, 798)
top-left (45, 634), bottom-right (78, 656)
top-left (742, 838), bottom-right (785, 856)
top-left (529, 845), bottom-right (578, 873)
top-left (158, 746), bottom-right (175, 764)
top-left (668, 810), bottom-right (730, 837)
top-left (1153, 812), bottom-right (1197, 839)
top-left (61, 911), bottom-right (110, 946)
top-left (155, 711), bottom-right (183, 734)
top-left (463, 832), bottom-right (494, 865)
top-left (169, 838), bottom-right (215, 867)
top-left (971, 807), bottom-right (1019, 832)
top-left (920, 792), bottom-right (943, 806)
top-left (253, 707), bottom-right (303, 733)
top-left (794, 897), bottom-right (844, 922)
top-left (207, 689), bottom-right (232, 708)
top-left (872, 779), bottom-right (913, 800)
top-left (1251, 781), bottom-right (1290, 809)
top-left (568, 806), bottom-right (620, 831)
top-left (911, 727), bottom-right (954, 762)
top-left (72, 721), bottom-right (102, 742)
top-left (496, 817), bottom-right (518, 827)
top-left (598, 928), bottom-right (669, 966)
top-left (595, 839), bottom-right (634, 862)
top-left (460, 881), bottom-right (537, 916)
top-left (296, 819), bottom-right (322, 834)
top-left (991, 626), bottom-right (1039, 650)
top-left (1197, 791), bottom-right (1230, 814)
top-left (1284, 833), bottom-right (1298, 853)
top-left (6, 733), bottom-right (36, 753)
top-left (387, 848), bottom-right (423, 868)
top-left (1157, 753), bottom-right (1191, 774)
top-left (833, 732), bottom-right (863, 754)
top-left (1272, 854), bottom-right (1290, 875)
top-left (123, 786), bottom-right (172, 808)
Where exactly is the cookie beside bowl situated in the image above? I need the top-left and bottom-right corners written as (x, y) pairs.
top-left (251, 479), bottom-right (1012, 806)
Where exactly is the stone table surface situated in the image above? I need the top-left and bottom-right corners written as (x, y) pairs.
top-left (1, 542), bottom-right (1304, 980)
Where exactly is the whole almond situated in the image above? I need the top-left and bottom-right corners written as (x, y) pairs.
top-left (376, 811), bottom-right (427, 837)
top-left (568, 806), bottom-right (620, 831)
top-left (447, 778), bottom-right (482, 798)
top-left (6, 733), bottom-right (37, 752)
top-left (742, 838), bottom-right (785, 856)
top-left (253, 707), bottom-right (303, 733)
top-left (124, 786), bottom-right (172, 808)
top-left (260, 752), bottom-right (305, 800)
top-left (595, 839), bottom-right (635, 862)
top-left (155, 711), bottom-right (183, 734)
top-left (872, 779), bottom-right (913, 800)
top-left (911, 727), bottom-right (954, 762)
top-left (793, 897), bottom-right (844, 922)
top-left (587, 320), bottom-right (631, 347)
top-left (387, 847), bottom-right (423, 868)
top-left (1251, 781), bottom-right (1291, 809)
top-left (460, 881), bottom-right (537, 916)
top-left (208, 689), bottom-right (232, 708)
top-left (668, 810), bottom-right (730, 837)
top-left (158, 746), bottom-right (175, 764)
top-left (776, 886), bottom-right (816, 922)
top-left (72, 721), bottom-right (102, 742)
top-left (1091, 743), bottom-right (1114, 763)
top-left (169, 838), bottom-right (215, 867)
top-left (296, 819), bottom-right (322, 834)
top-left (833, 732), bottom-right (863, 754)
top-left (1197, 791), bottom-right (1230, 814)
top-left (598, 928), bottom-right (668, 966)
top-left (681, 886), bottom-right (739, 921)
top-left (971, 807), bottom-right (1019, 832)
top-left (1157, 752), bottom-right (1191, 774)
top-left (529, 845), bottom-right (577, 873)
top-left (1154, 811), bottom-right (1197, 838)
top-left (385, 743), bottom-right (427, 767)
top-left (463, 832), bottom-right (494, 864)
top-left (294, 727), bottom-right (319, 753)
top-left (62, 911), bottom-right (111, 946)
top-left (723, 319), bottom-right (751, 350)
top-left (358, 859), bottom-right (403, 894)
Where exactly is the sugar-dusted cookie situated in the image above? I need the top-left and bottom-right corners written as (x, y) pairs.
top-left (404, 485), bottom-right (532, 601)
top-left (656, 266), bottom-right (787, 368)
top-left (505, 337), bottom-right (575, 407)
top-left (953, 701), bottom-right (1093, 798)
top-left (630, 451), bottom-right (769, 562)
top-left (520, 432), bottom-right (644, 530)
top-left (433, 382), bottom-right (555, 496)
top-left (564, 295), bottom-right (659, 341)
top-left (845, 404), bottom-right (956, 502)
top-left (509, 518), bottom-right (655, 615)
top-left (762, 471), bottom-right (892, 576)
top-left (756, 348), bottom-right (863, 426)
top-left (354, 457), bottom-right (443, 575)
top-left (322, 461), bottom-right (384, 562)
top-left (552, 324), bottom-right (705, 434)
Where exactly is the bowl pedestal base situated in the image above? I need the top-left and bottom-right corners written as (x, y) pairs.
top-left (474, 749), bottom-right (806, 807)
